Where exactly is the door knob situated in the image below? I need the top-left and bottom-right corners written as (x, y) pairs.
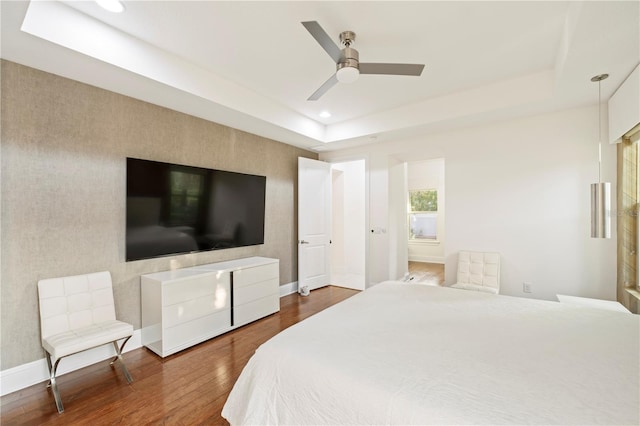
top-left (299, 240), bottom-right (309, 244)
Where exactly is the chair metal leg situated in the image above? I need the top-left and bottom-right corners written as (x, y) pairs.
top-left (110, 336), bottom-right (133, 383)
top-left (42, 338), bottom-right (133, 414)
top-left (45, 352), bottom-right (64, 413)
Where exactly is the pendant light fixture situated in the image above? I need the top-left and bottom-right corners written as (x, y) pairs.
top-left (590, 73), bottom-right (611, 238)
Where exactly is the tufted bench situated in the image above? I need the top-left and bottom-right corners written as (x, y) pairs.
top-left (37, 271), bottom-right (133, 413)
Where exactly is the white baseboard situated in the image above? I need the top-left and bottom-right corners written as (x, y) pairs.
top-left (1, 283), bottom-right (300, 397)
top-left (0, 330), bottom-right (142, 397)
top-left (279, 281), bottom-right (298, 296)
top-left (408, 255), bottom-right (445, 264)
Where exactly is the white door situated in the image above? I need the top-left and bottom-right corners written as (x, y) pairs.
top-left (298, 157), bottom-right (331, 294)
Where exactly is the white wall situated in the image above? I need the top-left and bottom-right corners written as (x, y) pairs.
top-left (366, 154), bottom-right (391, 287)
top-left (407, 159), bottom-right (446, 263)
top-left (332, 168), bottom-right (346, 278)
top-left (388, 161), bottom-right (408, 280)
top-left (608, 64), bottom-right (640, 143)
top-left (321, 105), bottom-right (617, 301)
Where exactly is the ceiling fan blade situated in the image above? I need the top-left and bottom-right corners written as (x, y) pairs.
top-left (308, 73), bottom-right (339, 101)
top-left (359, 63), bottom-right (425, 76)
top-left (301, 21), bottom-right (342, 63)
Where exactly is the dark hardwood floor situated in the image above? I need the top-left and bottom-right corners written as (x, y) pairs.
top-left (0, 286), bottom-right (359, 426)
top-left (408, 261), bottom-right (445, 285)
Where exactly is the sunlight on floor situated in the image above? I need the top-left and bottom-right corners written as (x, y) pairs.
top-left (407, 262), bottom-right (444, 286)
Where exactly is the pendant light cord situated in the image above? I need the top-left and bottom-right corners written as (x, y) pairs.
top-left (598, 79), bottom-right (602, 183)
top-left (591, 73), bottom-right (608, 184)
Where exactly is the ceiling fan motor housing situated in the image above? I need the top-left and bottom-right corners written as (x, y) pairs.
top-left (338, 47), bottom-right (359, 71)
top-left (338, 31), bottom-right (359, 71)
top-left (339, 31), bottom-right (356, 46)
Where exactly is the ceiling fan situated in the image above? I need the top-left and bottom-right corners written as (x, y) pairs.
top-left (302, 21), bottom-right (425, 101)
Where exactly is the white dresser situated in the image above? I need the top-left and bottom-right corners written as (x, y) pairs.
top-left (141, 257), bottom-right (279, 357)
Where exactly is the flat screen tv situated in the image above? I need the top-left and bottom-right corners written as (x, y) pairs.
top-left (126, 158), bottom-right (266, 261)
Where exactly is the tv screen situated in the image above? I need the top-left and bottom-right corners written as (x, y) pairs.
top-left (126, 158), bottom-right (266, 261)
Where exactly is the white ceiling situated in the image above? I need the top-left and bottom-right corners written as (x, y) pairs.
top-left (1, 1), bottom-right (638, 152)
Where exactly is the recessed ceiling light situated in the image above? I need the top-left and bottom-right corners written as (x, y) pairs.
top-left (96, 0), bottom-right (125, 13)
top-left (319, 111), bottom-right (331, 118)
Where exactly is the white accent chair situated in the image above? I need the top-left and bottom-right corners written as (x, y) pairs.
top-left (451, 251), bottom-right (501, 294)
top-left (37, 271), bottom-right (134, 413)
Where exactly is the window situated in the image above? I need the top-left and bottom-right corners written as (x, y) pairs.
top-left (636, 139), bottom-right (639, 292)
top-left (408, 189), bottom-right (438, 240)
top-left (617, 133), bottom-right (639, 294)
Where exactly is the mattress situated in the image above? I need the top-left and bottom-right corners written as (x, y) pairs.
top-left (222, 282), bottom-right (639, 425)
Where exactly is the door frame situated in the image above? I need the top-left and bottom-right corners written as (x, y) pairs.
top-left (323, 154), bottom-right (370, 289)
top-left (329, 159), bottom-right (367, 291)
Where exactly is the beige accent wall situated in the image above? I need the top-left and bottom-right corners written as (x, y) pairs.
top-left (0, 60), bottom-right (317, 370)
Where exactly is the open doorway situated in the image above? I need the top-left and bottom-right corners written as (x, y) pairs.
top-left (331, 160), bottom-right (366, 291)
top-left (406, 159), bottom-right (445, 285)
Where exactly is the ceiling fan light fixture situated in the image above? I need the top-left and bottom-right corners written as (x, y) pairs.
top-left (301, 21), bottom-right (425, 99)
top-left (336, 66), bottom-right (359, 84)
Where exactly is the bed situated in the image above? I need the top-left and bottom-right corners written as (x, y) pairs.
top-left (222, 282), bottom-right (639, 425)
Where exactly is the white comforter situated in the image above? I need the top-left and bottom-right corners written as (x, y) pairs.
top-left (222, 282), bottom-right (640, 425)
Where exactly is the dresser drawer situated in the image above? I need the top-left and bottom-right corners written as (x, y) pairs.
top-left (233, 262), bottom-right (278, 288)
top-left (163, 282), bottom-right (230, 328)
top-left (162, 272), bottom-right (230, 306)
top-left (234, 295), bottom-right (280, 327)
top-left (163, 309), bottom-right (230, 352)
top-left (234, 277), bottom-right (278, 306)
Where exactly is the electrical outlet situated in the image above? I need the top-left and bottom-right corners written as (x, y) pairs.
top-left (523, 282), bottom-right (532, 293)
